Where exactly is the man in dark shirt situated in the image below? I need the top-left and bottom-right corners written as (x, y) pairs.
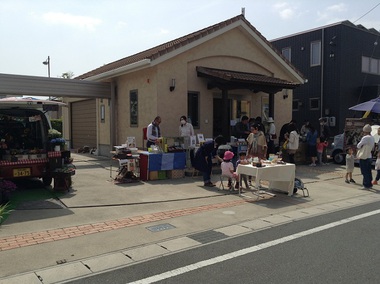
top-left (234, 115), bottom-right (250, 139)
top-left (279, 119), bottom-right (298, 148)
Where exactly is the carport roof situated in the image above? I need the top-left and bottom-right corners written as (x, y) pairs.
top-left (196, 66), bottom-right (300, 93)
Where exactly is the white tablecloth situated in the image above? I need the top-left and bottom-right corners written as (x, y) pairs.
top-left (236, 163), bottom-right (295, 196)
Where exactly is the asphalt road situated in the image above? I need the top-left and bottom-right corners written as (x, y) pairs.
top-left (64, 200), bottom-right (380, 284)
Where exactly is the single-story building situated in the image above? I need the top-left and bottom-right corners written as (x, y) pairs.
top-left (65, 14), bottom-right (305, 156)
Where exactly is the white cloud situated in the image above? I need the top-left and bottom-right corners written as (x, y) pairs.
top-left (280, 8), bottom-right (295, 19)
top-left (317, 3), bottom-right (347, 23)
top-left (326, 3), bottom-right (347, 13)
top-left (159, 29), bottom-right (169, 35)
top-left (42, 12), bottom-right (102, 31)
top-left (273, 2), bottom-right (296, 20)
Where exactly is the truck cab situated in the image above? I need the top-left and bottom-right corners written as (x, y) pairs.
top-left (0, 97), bottom-right (65, 186)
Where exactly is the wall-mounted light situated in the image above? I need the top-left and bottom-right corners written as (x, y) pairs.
top-left (329, 52), bottom-right (335, 58)
top-left (300, 46), bottom-right (305, 51)
top-left (42, 56), bottom-right (50, 77)
top-left (169, 78), bottom-right (175, 92)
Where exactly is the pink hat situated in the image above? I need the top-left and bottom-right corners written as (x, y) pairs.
top-left (223, 151), bottom-right (234, 160)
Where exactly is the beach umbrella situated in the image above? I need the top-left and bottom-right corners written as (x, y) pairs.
top-left (349, 97), bottom-right (380, 113)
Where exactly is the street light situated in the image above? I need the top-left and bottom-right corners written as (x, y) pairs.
top-left (42, 56), bottom-right (50, 77)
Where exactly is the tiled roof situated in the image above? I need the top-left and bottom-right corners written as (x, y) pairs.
top-left (76, 14), bottom-right (303, 81)
top-left (196, 66), bottom-right (299, 89)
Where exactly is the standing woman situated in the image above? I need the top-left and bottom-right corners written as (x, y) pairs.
top-left (179, 116), bottom-right (194, 137)
top-left (285, 123), bottom-right (299, 164)
top-left (306, 124), bottom-right (318, 166)
top-left (246, 123), bottom-right (267, 160)
top-left (357, 124), bottom-right (375, 189)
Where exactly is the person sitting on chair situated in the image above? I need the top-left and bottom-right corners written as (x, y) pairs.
top-left (221, 151), bottom-right (238, 193)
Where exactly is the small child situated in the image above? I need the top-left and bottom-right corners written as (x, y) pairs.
top-left (345, 147), bottom-right (356, 184)
top-left (372, 152), bottom-right (380, 185)
top-left (317, 137), bottom-right (328, 165)
top-left (235, 151), bottom-right (249, 189)
top-left (221, 151), bottom-right (238, 191)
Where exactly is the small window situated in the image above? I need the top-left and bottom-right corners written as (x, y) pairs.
top-left (362, 56), bottom-right (370, 73)
top-left (282, 47), bottom-right (291, 62)
top-left (188, 92), bottom-right (199, 127)
top-left (292, 100), bottom-right (301, 111)
top-left (370, 58), bottom-right (378, 74)
top-left (130, 90), bottom-right (138, 127)
top-left (310, 41), bottom-right (321, 66)
top-left (309, 98), bottom-right (320, 110)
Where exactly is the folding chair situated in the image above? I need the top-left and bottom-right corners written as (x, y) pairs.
top-left (294, 177), bottom-right (310, 197)
top-left (218, 175), bottom-right (235, 192)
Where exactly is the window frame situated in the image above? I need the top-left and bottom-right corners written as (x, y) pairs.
top-left (129, 90), bottom-right (138, 127)
top-left (187, 91), bottom-right (200, 128)
top-left (292, 99), bottom-right (301, 111)
top-left (309, 97), bottom-right (320, 110)
top-left (282, 47), bottom-right (291, 62)
top-left (100, 105), bottom-right (105, 123)
top-left (310, 41), bottom-right (321, 66)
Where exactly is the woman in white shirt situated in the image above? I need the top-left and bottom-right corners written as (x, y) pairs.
top-left (179, 116), bottom-right (194, 137)
top-left (285, 122), bottom-right (299, 164)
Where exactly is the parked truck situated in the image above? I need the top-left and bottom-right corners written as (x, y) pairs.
top-left (0, 97), bottom-right (65, 186)
top-left (328, 118), bottom-right (379, 164)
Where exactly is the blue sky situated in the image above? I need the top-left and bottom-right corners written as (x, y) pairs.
top-left (1, 0), bottom-right (379, 78)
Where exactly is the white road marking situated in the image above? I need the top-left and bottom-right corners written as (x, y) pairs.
top-left (127, 209), bottom-right (380, 284)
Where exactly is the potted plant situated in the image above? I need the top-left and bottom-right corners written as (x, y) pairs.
top-left (48, 129), bottom-right (66, 151)
top-left (0, 179), bottom-right (17, 204)
top-left (0, 202), bottom-right (12, 225)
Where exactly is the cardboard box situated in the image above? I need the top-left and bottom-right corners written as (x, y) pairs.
top-left (149, 171), bottom-right (158, 180)
top-left (16, 154), bottom-right (29, 160)
top-left (2, 154), bottom-right (11, 161)
top-left (27, 154), bottom-right (47, 159)
top-left (167, 169), bottom-right (185, 179)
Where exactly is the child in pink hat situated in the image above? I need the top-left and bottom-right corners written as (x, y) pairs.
top-left (221, 151), bottom-right (238, 192)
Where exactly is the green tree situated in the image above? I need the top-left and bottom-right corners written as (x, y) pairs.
top-left (61, 71), bottom-right (74, 79)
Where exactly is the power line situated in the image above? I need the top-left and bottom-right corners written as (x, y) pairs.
top-left (353, 2), bottom-right (380, 23)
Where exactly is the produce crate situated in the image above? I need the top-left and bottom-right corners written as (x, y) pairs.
top-left (15, 154), bottom-right (29, 160)
top-left (158, 170), bottom-right (167, 180)
top-left (167, 169), bottom-right (185, 179)
top-left (149, 171), bottom-right (158, 180)
top-left (53, 172), bottom-right (72, 191)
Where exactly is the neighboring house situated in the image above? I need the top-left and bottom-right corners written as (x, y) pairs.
top-left (68, 14), bottom-right (304, 156)
top-left (271, 20), bottom-right (380, 137)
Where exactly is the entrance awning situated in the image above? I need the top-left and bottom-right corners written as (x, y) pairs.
top-left (196, 66), bottom-right (300, 93)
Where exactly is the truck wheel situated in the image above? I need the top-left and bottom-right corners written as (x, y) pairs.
top-left (333, 150), bottom-right (345, 165)
top-left (42, 177), bottom-right (53, 186)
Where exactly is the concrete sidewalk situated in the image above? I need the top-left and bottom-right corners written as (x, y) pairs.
top-left (1, 153), bottom-right (379, 283)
